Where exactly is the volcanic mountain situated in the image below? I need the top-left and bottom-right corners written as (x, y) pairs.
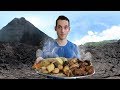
top-left (0, 17), bottom-right (54, 47)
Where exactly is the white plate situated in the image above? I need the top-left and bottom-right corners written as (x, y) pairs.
top-left (36, 69), bottom-right (95, 79)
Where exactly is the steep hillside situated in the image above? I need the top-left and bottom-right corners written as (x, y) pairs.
top-left (0, 17), bottom-right (53, 47)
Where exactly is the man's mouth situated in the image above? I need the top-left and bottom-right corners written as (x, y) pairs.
top-left (61, 34), bottom-right (65, 36)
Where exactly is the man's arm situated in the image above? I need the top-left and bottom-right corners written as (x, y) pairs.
top-left (36, 49), bottom-right (43, 58)
top-left (35, 39), bottom-right (56, 64)
top-left (35, 57), bottom-right (43, 64)
top-left (35, 49), bottom-right (44, 64)
top-left (35, 40), bottom-right (54, 64)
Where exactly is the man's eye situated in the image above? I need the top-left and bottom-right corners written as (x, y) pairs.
top-left (58, 26), bottom-right (62, 29)
top-left (64, 26), bottom-right (68, 29)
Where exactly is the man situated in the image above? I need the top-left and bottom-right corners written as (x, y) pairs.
top-left (35, 15), bottom-right (80, 64)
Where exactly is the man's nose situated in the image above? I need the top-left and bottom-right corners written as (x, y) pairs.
top-left (61, 28), bottom-right (65, 33)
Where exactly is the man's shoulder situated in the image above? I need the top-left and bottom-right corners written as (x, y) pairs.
top-left (67, 40), bottom-right (77, 47)
top-left (44, 39), bottom-right (56, 44)
top-left (43, 39), bottom-right (56, 46)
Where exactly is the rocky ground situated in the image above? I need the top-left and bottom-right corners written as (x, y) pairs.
top-left (0, 41), bottom-right (120, 79)
top-left (0, 42), bottom-right (45, 79)
top-left (80, 40), bottom-right (120, 79)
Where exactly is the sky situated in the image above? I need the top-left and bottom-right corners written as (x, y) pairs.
top-left (0, 11), bottom-right (120, 45)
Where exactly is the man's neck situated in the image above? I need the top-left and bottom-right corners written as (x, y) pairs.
top-left (56, 38), bottom-right (68, 46)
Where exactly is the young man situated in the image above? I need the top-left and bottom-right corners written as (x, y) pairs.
top-left (35, 15), bottom-right (80, 64)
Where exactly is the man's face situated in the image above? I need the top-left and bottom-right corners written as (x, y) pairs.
top-left (55, 20), bottom-right (70, 40)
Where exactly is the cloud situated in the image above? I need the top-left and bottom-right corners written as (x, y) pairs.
top-left (74, 25), bottom-right (120, 45)
top-left (25, 16), bottom-right (57, 39)
top-left (95, 22), bottom-right (109, 28)
top-left (25, 16), bottom-right (53, 29)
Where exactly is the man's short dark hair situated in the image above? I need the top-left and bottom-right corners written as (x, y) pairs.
top-left (56, 15), bottom-right (70, 26)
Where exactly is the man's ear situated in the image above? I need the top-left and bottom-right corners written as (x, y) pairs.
top-left (68, 27), bottom-right (70, 32)
top-left (55, 26), bottom-right (57, 31)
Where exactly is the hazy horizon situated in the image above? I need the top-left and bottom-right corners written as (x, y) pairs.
top-left (0, 11), bottom-right (120, 45)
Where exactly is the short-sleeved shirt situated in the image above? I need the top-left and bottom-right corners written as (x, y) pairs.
top-left (39, 40), bottom-right (80, 59)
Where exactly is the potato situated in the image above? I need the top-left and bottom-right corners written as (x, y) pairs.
top-left (63, 61), bottom-right (68, 67)
top-left (40, 60), bottom-right (50, 67)
top-left (42, 70), bottom-right (49, 74)
top-left (46, 63), bottom-right (55, 73)
top-left (52, 73), bottom-right (66, 77)
top-left (55, 57), bottom-right (63, 65)
top-left (45, 58), bottom-right (56, 63)
top-left (59, 57), bottom-right (68, 62)
top-left (32, 63), bottom-right (42, 69)
top-left (58, 65), bottom-right (63, 70)
top-left (41, 67), bottom-right (47, 72)
top-left (53, 62), bottom-right (59, 68)
top-left (63, 65), bottom-right (70, 73)
top-left (52, 68), bottom-right (59, 74)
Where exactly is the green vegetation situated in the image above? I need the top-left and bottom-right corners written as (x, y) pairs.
top-left (84, 40), bottom-right (118, 47)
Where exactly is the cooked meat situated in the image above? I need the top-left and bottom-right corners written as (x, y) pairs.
top-left (84, 60), bottom-right (91, 66)
top-left (69, 63), bottom-right (79, 69)
top-left (74, 68), bottom-right (87, 76)
top-left (33, 57), bottom-right (95, 77)
top-left (86, 66), bottom-right (94, 74)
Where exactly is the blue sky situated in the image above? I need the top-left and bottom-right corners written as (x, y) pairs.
top-left (0, 11), bottom-right (120, 45)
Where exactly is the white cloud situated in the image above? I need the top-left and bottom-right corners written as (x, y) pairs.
top-left (74, 25), bottom-right (120, 45)
top-left (25, 16), bottom-right (57, 39)
top-left (25, 16), bottom-right (53, 30)
top-left (94, 22), bottom-right (109, 28)
top-left (88, 31), bottom-right (94, 36)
